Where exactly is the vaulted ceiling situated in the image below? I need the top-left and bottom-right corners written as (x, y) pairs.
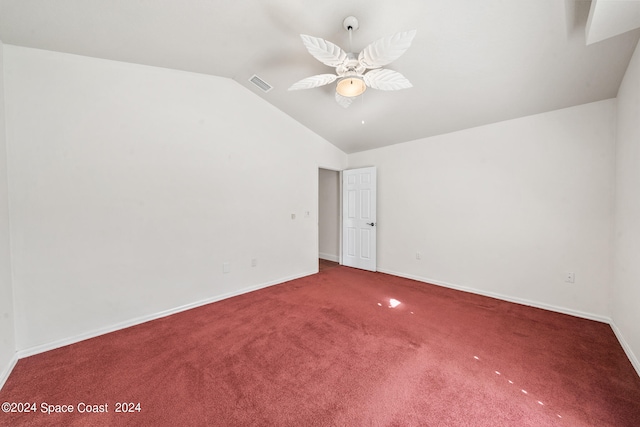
top-left (1, 0), bottom-right (639, 153)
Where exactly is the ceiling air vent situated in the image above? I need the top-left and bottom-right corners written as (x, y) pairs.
top-left (249, 74), bottom-right (273, 93)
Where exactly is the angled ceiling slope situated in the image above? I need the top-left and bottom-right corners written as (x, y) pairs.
top-left (0, 0), bottom-right (639, 153)
top-left (586, 0), bottom-right (640, 45)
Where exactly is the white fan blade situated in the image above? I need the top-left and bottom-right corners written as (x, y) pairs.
top-left (358, 30), bottom-right (416, 69)
top-left (288, 74), bottom-right (338, 91)
top-left (335, 92), bottom-right (354, 108)
top-left (300, 34), bottom-right (347, 67)
top-left (363, 69), bottom-right (413, 91)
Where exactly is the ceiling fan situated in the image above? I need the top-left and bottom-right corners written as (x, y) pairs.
top-left (288, 16), bottom-right (416, 108)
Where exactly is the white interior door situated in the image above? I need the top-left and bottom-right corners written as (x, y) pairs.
top-left (342, 167), bottom-right (377, 271)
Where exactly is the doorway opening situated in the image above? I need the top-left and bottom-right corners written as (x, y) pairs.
top-left (318, 168), bottom-right (340, 271)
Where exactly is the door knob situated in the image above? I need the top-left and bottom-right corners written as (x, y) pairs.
top-left (366, 222), bottom-right (376, 226)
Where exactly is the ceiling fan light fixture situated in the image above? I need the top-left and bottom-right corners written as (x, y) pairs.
top-left (336, 76), bottom-right (367, 97)
top-left (289, 17), bottom-right (416, 107)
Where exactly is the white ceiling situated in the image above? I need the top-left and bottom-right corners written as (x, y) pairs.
top-left (1, 0), bottom-right (639, 153)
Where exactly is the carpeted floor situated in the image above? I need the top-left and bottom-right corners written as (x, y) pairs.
top-left (1, 266), bottom-right (639, 426)
top-left (318, 258), bottom-right (339, 272)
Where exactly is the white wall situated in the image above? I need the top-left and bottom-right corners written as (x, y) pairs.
top-left (0, 39), bottom-right (635, 380)
top-left (349, 99), bottom-right (616, 319)
top-left (3, 45), bottom-right (347, 352)
top-left (0, 40), bottom-right (16, 386)
top-left (318, 168), bottom-right (340, 261)
top-left (613, 39), bottom-right (640, 372)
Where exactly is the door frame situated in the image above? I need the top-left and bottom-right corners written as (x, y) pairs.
top-left (317, 166), bottom-right (377, 271)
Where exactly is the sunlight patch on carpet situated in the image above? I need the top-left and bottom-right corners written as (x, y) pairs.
top-left (472, 355), bottom-right (561, 420)
top-left (377, 298), bottom-right (402, 308)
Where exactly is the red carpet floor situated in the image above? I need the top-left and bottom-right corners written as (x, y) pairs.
top-left (1, 266), bottom-right (639, 426)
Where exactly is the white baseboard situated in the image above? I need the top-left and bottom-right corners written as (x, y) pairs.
top-left (609, 321), bottom-right (640, 378)
top-left (319, 252), bottom-right (339, 262)
top-left (5, 268), bottom-right (639, 388)
top-left (16, 270), bottom-right (316, 359)
top-left (377, 268), bottom-right (610, 323)
top-left (0, 354), bottom-right (18, 391)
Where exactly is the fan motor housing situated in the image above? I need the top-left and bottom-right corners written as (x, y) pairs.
top-left (336, 53), bottom-right (366, 76)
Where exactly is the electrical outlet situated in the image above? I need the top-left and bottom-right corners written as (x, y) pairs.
top-left (223, 262), bottom-right (230, 274)
top-left (291, 213), bottom-right (296, 220)
top-left (251, 258), bottom-right (257, 267)
top-left (565, 272), bottom-right (575, 283)
top-left (416, 251), bottom-right (421, 260)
